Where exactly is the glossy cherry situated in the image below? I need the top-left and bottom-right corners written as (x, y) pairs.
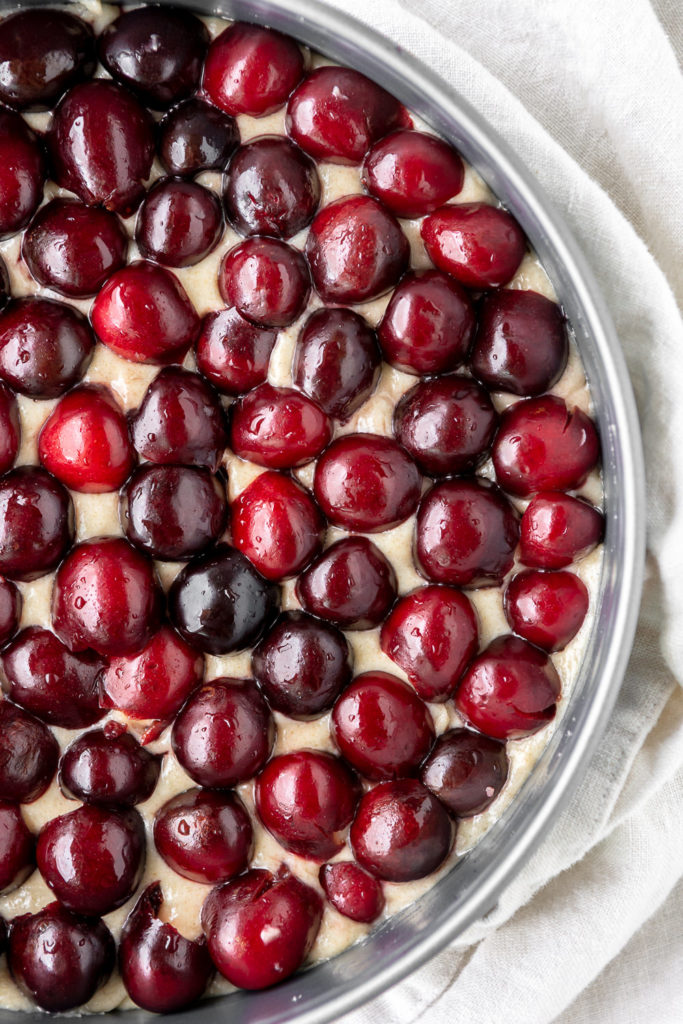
top-left (158, 98), bottom-right (239, 177)
top-left (0, 576), bottom-right (21, 647)
top-left (362, 129), bottom-right (464, 217)
top-left (219, 237), bottom-right (310, 328)
top-left (0, 297), bottom-right (94, 398)
top-left (203, 22), bottom-right (304, 117)
top-left (505, 569), bottom-right (589, 652)
top-left (420, 728), bottom-right (508, 817)
top-left (319, 862), bottom-right (384, 923)
top-left (230, 382), bottom-right (331, 469)
top-left (0, 382), bottom-right (19, 474)
top-left (520, 491), bottom-right (604, 568)
top-left (0, 701), bottom-right (58, 804)
top-left (0, 108), bottom-right (46, 238)
top-left (59, 726), bottom-right (160, 807)
top-left (0, 802), bottom-right (34, 893)
top-left (196, 306), bottom-right (277, 396)
top-left (136, 178), bottom-right (223, 268)
top-left (296, 537), bottom-right (397, 630)
top-left (0, 467), bottom-right (74, 581)
top-left (154, 788), bottom-right (253, 884)
top-left (422, 202), bottom-right (526, 289)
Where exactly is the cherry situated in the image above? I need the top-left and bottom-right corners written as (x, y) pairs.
top-left (2, 626), bottom-right (105, 729)
top-left (297, 537), bottom-right (397, 630)
top-left (203, 22), bottom-right (304, 117)
top-left (394, 376), bottom-right (498, 476)
top-left (47, 80), bottom-right (154, 217)
top-left (51, 537), bottom-right (162, 657)
top-left (471, 289), bottom-right (568, 396)
top-left (380, 586), bottom-right (479, 702)
top-left (0, 8), bottom-right (95, 110)
top-left (505, 569), bottom-right (589, 652)
top-left (122, 464), bottom-right (227, 561)
top-left (136, 178), bottom-right (223, 268)
top-left (332, 671), bottom-right (435, 781)
top-left (415, 479), bottom-right (519, 588)
top-left (8, 904), bottom-right (114, 1013)
top-left (0, 701), bottom-right (58, 804)
top-left (293, 307), bottom-right (381, 421)
top-left (314, 433), bottom-right (421, 533)
top-left (455, 634), bottom-right (562, 739)
top-left (0, 381), bottom-right (19, 474)
top-left (196, 306), bottom-right (277, 396)
top-left (38, 384), bottom-right (134, 493)
top-left (306, 195), bottom-right (409, 304)
top-left (158, 98), bottom-right (239, 177)
top-left (232, 470), bottom-right (324, 580)
top-left (154, 788), bottom-right (253, 884)
top-left (287, 66), bottom-right (410, 164)
top-left (99, 6), bottom-right (208, 109)
top-left (91, 261), bottom-right (199, 365)
top-left (319, 862), bottom-right (384, 923)
top-left (99, 625), bottom-right (204, 722)
top-left (492, 395), bottom-right (601, 497)
top-left (0, 108), bottom-right (46, 238)
top-left (0, 297), bottom-right (94, 398)
top-left (219, 237), bottom-right (310, 328)
top-left (520, 491), bottom-right (604, 568)
top-left (172, 678), bottom-right (274, 788)
top-left (22, 198), bottom-right (128, 299)
top-left (350, 779), bottom-right (453, 882)
top-left (168, 544), bottom-right (279, 655)
top-left (421, 202), bottom-right (526, 289)
top-left (0, 802), bottom-right (34, 893)
top-left (252, 611), bottom-right (352, 719)
top-left (378, 270), bottom-right (475, 376)
top-left (0, 576), bottom-right (21, 646)
top-left (119, 883), bottom-right (214, 1013)
top-left (0, 257), bottom-right (8, 309)
top-left (420, 728), bottom-right (508, 817)
top-left (59, 727), bottom-right (160, 807)
top-left (0, 467), bottom-right (74, 582)
top-left (362, 129), bottom-right (465, 217)
top-left (37, 804), bottom-right (145, 916)
top-left (224, 136), bottom-right (320, 239)
top-left (230, 382), bottom-right (331, 469)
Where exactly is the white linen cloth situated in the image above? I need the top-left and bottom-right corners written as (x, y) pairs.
top-left (322, 1), bottom-right (683, 1021)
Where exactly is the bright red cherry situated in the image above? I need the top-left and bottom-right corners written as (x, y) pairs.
top-left (59, 727), bottom-right (160, 807)
top-left (158, 98), bottom-right (239, 177)
top-left (0, 297), bottom-right (94, 398)
top-left (319, 862), bottom-right (384, 923)
top-left (0, 108), bottom-right (46, 238)
top-left (421, 202), bottom-right (526, 289)
top-left (203, 22), bottom-right (304, 117)
top-left (154, 788), bottom-right (253, 884)
top-left (362, 129), bottom-right (465, 217)
top-left (196, 307), bottom-right (276, 396)
top-left (136, 178), bottom-right (223, 268)
top-left (0, 701), bottom-right (58, 804)
top-left (0, 575), bottom-right (21, 646)
top-left (0, 381), bottom-right (19, 474)
top-left (420, 729), bottom-right (508, 817)
top-left (520, 491), bottom-right (604, 568)
top-left (0, 802), bottom-right (34, 893)
top-left (0, 467), bottom-right (74, 582)
top-left (296, 537), bottom-right (397, 630)
top-left (505, 569), bottom-right (589, 652)
top-left (230, 382), bottom-right (331, 469)
top-left (219, 237), bottom-right (310, 328)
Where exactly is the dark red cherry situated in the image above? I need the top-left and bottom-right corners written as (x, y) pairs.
top-left (172, 678), bottom-right (274, 788)
top-left (168, 545), bottom-right (279, 655)
top-left (119, 883), bottom-right (213, 1013)
top-left (306, 195), bottom-right (409, 304)
top-left (505, 569), bottom-right (589, 652)
top-left (91, 261), bottom-right (199, 364)
top-left (99, 625), bottom-right (204, 722)
top-left (520, 491), bottom-right (604, 568)
top-left (51, 537), bottom-right (162, 657)
top-left (0, 257), bottom-right (8, 310)
top-left (136, 178), bottom-right (223, 268)
top-left (130, 366), bottom-right (228, 471)
top-left (203, 22), bottom-right (303, 117)
top-left (287, 66), bottom-right (409, 165)
top-left (471, 289), bottom-right (568, 396)
top-left (455, 634), bottom-right (561, 739)
top-left (332, 671), bottom-right (435, 781)
top-left (8, 904), bottom-right (114, 1013)
top-left (2, 626), bottom-right (105, 729)
top-left (122, 464), bottom-right (227, 561)
top-left (314, 433), bottom-right (421, 532)
top-left (0, 467), bottom-right (74, 582)
top-left (0, 701), bottom-right (58, 804)
top-left (0, 381), bottom-right (19, 474)
top-left (380, 586), bottom-right (479, 702)
top-left (224, 136), bottom-right (320, 239)
top-left (296, 537), bottom-right (397, 630)
top-left (319, 862), bottom-right (384, 923)
top-left (0, 8), bottom-right (94, 110)
top-left (158, 98), bottom-right (239, 177)
top-left (22, 198), bottom-right (127, 299)
top-left (420, 728), bottom-right (508, 817)
top-left (421, 203), bottom-right (526, 289)
top-left (362, 129), bottom-right (464, 217)
top-left (0, 576), bottom-right (21, 646)
top-left (37, 805), bottom-right (145, 916)
top-left (232, 471), bottom-right (324, 580)
top-left (99, 6), bottom-right (208, 109)
top-left (196, 306), bottom-right (277, 396)
top-left (0, 108), bottom-right (46, 238)
top-left (255, 750), bottom-right (361, 861)
top-left (0, 802), bottom-right (34, 893)
top-left (415, 479), bottom-right (519, 588)
top-left (230, 383), bottom-right (331, 469)
top-left (0, 297), bottom-right (94, 398)
top-left (293, 307), bottom-right (381, 421)
top-left (202, 869), bottom-right (322, 990)
top-left (394, 375), bottom-right (498, 476)
top-left (219, 237), bottom-right (310, 328)
top-left (252, 611), bottom-right (352, 719)
top-left (47, 80), bottom-right (154, 216)
top-left (39, 384), bottom-right (134, 493)
top-left (350, 779), bottom-right (453, 882)
top-left (378, 270), bottom-right (475, 376)
top-left (492, 395), bottom-right (601, 497)
top-left (154, 788), bottom-right (253, 884)
top-left (59, 727), bottom-right (160, 807)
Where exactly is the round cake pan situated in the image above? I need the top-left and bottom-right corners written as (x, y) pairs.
top-left (0, 1), bottom-right (646, 1022)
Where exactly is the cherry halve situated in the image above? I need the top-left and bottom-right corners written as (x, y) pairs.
top-left (362, 128), bottom-right (465, 217)
top-left (319, 862), bottom-right (385, 924)
top-left (203, 22), bottom-right (304, 117)
top-left (0, 381), bottom-right (19, 474)
top-left (520, 491), bottom-right (604, 568)
top-left (154, 788), bottom-right (253, 884)
top-left (0, 802), bottom-right (34, 894)
top-left (0, 297), bottom-right (95, 398)
top-left (230, 382), bottom-right (331, 469)
top-left (0, 108), bottom-right (46, 238)
top-left (296, 537), bottom-right (397, 630)
top-left (158, 98), bottom-right (239, 177)
top-left (420, 728), bottom-right (509, 817)
top-left (421, 202), bottom-right (526, 289)
top-left (0, 467), bottom-right (74, 582)
top-left (504, 569), bottom-right (589, 652)
top-left (135, 178), bottom-right (223, 268)
top-left (59, 727), bottom-right (160, 807)
top-left (196, 307), bottom-right (277, 396)
top-left (0, 700), bottom-right (58, 804)
top-left (219, 237), bottom-right (310, 329)
top-left (0, 575), bottom-right (21, 647)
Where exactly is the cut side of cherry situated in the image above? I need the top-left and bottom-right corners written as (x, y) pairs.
top-left (504, 569), bottom-right (589, 652)
top-left (154, 788), bottom-right (253, 884)
top-left (296, 537), bottom-right (397, 630)
top-left (0, 297), bottom-right (95, 398)
top-left (519, 491), bottom-right (604, 568)
top-left (319, 862), bottom-right (384, 923)
top-left (203, 22), bottom-right (304, 117)
top-left (59, 726), bottom-right (160, 807)
top-left (0, 700), bottom-right (59, 804)
top-left (362, 129), bottom-right (465, 217)
top-left (420, 729), bottom-right (508, 817)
